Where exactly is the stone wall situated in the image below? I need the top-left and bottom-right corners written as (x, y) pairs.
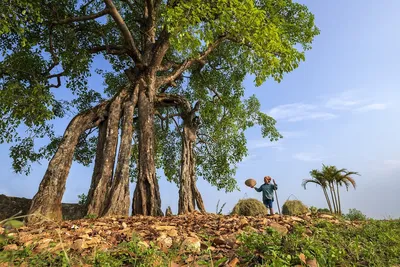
top-left (0, 194), bottom-right (85, 221)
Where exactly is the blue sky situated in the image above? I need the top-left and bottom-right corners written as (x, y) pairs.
top-left (1, 0), bottom-right (400, 219)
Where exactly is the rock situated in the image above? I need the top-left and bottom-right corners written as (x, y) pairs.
top-left (71, 224), bottom-right (79, 230)
top-left (155, 225), bottom-right (176, 231)
top-left (306, 258), bottom-right (318, 267)
top-left (165, 206), bottom-right (173, 216)
top-left (167, 229), bottom-right (178, 237)
top-left (213, 236), bottom-right (226, 246)
top-left (319, 214), bottom-right (334, 219)
top-left (18, 233), bottom-right (34, 243)
top-left (157, 235), bottom-right (173, 249)
top-left (239, 218), bottom-right (249, 226)
top-left (228, 257), bottom-right (239, 266)
top-left (71, 239), bottom-right (88, 251)
top-left (3, 244), bottom-right (18, 251)
top-left (86, 236), bottom-right (102, 246)
top-left (181, 236), bottom-right (201, 253)
top-left (269, 222), bottom-right (288, 235)
top-left (213, 235), bottom-right (236, 248)
top-left (79, 234), bottom-right (90, 239)
top-left (291, 216), bottom-right (305, 223)
top-left (137, 241), bottom-right (149, 249)
top-left (299, 253), bottom-right (307, 264)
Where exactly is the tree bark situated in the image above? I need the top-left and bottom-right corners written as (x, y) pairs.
top-left (86, 89), bottom-right (127, 216)
top-left (132, 84), bottom-right (163, 216)
top-left (178, 101), bottom-right (206, 214)
top-left (322, 187), bottom-right (333, 213)
top-left (336, 183), bottom-right (342, 215)
top-left (85, 120), bottom-right (107, 215)
top-left (103, 85), bottom-right (139, 216)
top-left (191, 158), bottom-right (206, 213)
top-left (329, 184), bottom-right (338, 214)
top-left (178, 124), bottom-right (196, 214)
top-left (27, 100), bottom-right (110, 224)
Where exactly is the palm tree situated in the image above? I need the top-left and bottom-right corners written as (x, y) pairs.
top-left (302, 164), bottom-right (360, 215)
top-left (334, 169), bottom-right (359, 215)
top-left (322, 164), bottom-right (343, 214)
top-left (302, 169), bottom-right (333, 213)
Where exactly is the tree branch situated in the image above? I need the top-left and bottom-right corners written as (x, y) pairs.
top-left (155, 110), bottom-right (181, 120)
top-left (104, 0), bottom-right (142, 64)
top-left (156, 93), bottom-right (192, 114)
top-left (88, 45), bottom-right (127, 55)
top-left (158, 60), bottom-right (179, 72)
top-left (47, 72), bottom-right (65, 79)
top-left (149, 27), bottom-right (170, 70)
top-left (207, 86), bottom-right (222, 101)
top-left (47, 25), bottom-right (59, 73)
top-left (53, 9), bottom-right (110, 25)
top-left (48, 74), bottom-right (62, 88)
top-left (156, 35), bottom-right (227, 88)
top-left (171, 116), bottom-right (183, 137)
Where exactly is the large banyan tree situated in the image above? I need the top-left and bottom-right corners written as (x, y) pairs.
top-left (0, 0), bottom-right (319, 223)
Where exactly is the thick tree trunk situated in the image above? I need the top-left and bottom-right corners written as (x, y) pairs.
top-left (103, 86), bottom-right (139, 216)
top-left (191, 157), bottom-right (206, 213)
top-left (85, 120), bottom-right (108, 215)
top-left (132, 86), bottom-right (163, 216)
top-left (27, 101), bottom-right (110, 224)
top-left (178, 106), bottom-right (205, 214)
top-left (86, 90), bottom-right (126, 216)
top-left (178, 125), bottom-right (196, 214)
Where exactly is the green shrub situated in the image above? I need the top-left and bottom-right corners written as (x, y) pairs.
top-left (78, 193), bottom-right (88, 205)
top-left (282, 200), bottom-right (308, 215)
top-left (344, 208), bottom-right (366, 221)
top-left (317, 208), bottom-right (331, 214)
top-left (231, 198), bottom-right (268, 216)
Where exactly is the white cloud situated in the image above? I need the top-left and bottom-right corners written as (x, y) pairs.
top-left (267, 103), bottom-right (337, 122)
top-left (325, 91), bottom-right (363, 110)
top-left (355, 103), bottom-right (387, 112)
top-left (247, 140), bottom-right (283, 151)
top-left (293, 152), bottom-right (323, 162)
top-left (266, 91), bottom-right (387, 124)
top-left (324, 91), bottom-right (388, 113)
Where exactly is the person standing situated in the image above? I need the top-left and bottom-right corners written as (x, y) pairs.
top-left (252, 176), bottom-right (278, 215)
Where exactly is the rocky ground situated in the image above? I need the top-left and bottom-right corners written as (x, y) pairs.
top-left (0, 212), bottom-right (359, 266)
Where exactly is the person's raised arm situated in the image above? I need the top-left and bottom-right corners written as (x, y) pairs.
top-left (253, 185), bottom-right (263, 192)
top-left (273, 179), bottom-right (278, 190)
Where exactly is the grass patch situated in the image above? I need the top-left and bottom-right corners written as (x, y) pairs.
top-left (237, 219), bottom-right (400, 266)
top-left (1, 219), bottom-right (399, 266)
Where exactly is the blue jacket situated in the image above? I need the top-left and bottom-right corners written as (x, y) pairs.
top-left (254, 183), bottom-right (278, 201)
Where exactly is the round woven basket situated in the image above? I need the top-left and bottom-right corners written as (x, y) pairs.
top-left (244, 178), bottom-right (256, 187)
